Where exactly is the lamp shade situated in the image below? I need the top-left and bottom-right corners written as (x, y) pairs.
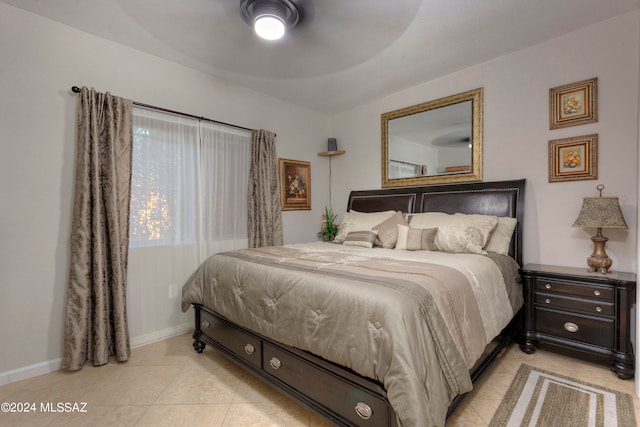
top-left (572, 197), bottom-right (628, 229)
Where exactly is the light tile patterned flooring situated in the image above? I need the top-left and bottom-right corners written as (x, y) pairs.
top-left (1, 333), bottom-right (638, 426)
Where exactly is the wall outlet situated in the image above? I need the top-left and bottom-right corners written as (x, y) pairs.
top-left (169, 285), bottom-right (178, 299)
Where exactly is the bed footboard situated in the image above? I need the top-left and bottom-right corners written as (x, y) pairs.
top-left (192, 304), bottom-right (519, 427)
top-left (192, 304), bottom-right (399, 427)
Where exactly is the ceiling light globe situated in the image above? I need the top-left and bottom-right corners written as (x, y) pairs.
top-left (254, 15), bottom-right (285, 40)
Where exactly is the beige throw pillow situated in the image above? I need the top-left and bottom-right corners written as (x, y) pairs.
top-left (334, 210), bottom-right (396, 243)
top-left (372, 211), bottom-right (408, 248)
top-left (395, 225), bottom-right (438, 251)
top-left (342, 230), bottom-right (378, 248)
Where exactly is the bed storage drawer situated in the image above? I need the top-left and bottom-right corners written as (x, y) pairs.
top-left (263, 342), bottom-right (390, 426)
top-left (199, 309), bottom-right (262, 369)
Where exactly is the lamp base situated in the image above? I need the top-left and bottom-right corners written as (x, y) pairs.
top-left (586, 230), bottom-right (612, 274)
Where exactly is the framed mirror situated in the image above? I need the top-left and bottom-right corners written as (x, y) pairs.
top-left (381, 88), bottom-right (483, 187)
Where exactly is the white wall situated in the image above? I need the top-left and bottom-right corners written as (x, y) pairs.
top-left (329, 11), bottom-right (640, 273)
top-left (0, 3), bottom-right (329, 380)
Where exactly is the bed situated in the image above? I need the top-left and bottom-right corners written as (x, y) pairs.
top-left (182, 179), bottom-right (525, 427)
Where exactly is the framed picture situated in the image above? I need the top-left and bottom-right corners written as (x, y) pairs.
top-left (279, 158), bottom-right (311, 210)
top-left (548, 134), bottom-right (598, 183)
top-left (549, 77), bottom-right (597, 129)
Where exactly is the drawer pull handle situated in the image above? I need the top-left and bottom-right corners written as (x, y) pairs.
top-left (201, 320), bottom-right (210, 329)
top-left (545, 298), bottom-right (551, 304)
top-left (244, 344), bottom-right (255, 355)
top-left (564, 322), bottom-right (579, 333)
top-left (269, 357), bottom-right (282, 370)
top-left (355, 402), bottom-right (373, 420)
top-left (595, 306), bottom-right (603, 313)
top-left (545, 283), bottom-right (551, 289)
top-left (593, 290), bottom-right (601, 296)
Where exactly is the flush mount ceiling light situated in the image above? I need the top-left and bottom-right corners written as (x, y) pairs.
top-left (240, 0), bottom-right (300, 41)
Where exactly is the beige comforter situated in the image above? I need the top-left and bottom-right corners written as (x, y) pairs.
top-left (181, 242), bottom-right (522, 427)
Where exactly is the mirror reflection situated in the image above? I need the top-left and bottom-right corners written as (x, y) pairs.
top-left (382, 88), bottom-right (483, 187)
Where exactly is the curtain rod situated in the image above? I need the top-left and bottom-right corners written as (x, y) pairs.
top-left (71, 86), bottom-right (253, 133)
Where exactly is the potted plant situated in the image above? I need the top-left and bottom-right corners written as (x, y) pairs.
top-left (317, 206), bottom-right (339, 241)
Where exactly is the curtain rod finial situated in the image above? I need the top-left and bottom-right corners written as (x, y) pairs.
top-left (71, 86), bottom-right (81, 93)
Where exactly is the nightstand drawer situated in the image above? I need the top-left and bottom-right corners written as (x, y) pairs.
top-left (534, 279), bottom-right (613, 302)
top-left (535, 308), bottom-right (614, 348)
top-left (535, 292), bottom-right (614, 316)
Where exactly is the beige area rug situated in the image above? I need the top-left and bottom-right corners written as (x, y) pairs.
top-left (489, 364), bottom-right (636, 427)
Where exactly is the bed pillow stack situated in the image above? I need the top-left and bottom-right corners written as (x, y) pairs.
top-left (334, 210), bottom-right (516, 255)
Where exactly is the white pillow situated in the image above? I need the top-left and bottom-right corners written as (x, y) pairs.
top-left (407, 212), bottom-right (451, 229)
top-left (334, 210), bottom-right (396, 243)
top-left (484, 216), bottom-right (517, 255)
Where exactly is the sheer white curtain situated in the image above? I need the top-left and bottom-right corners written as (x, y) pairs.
top-left (198, 121), bottom-right (251, 257)
top-left (127, 107), bottom-right (251, 343)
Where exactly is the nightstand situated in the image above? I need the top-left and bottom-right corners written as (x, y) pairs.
top-left (520, 263), bottom-right (636, 379)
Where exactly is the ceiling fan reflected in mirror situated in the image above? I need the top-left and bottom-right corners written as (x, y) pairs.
top-left (240, 0), bottom-right (301, 41)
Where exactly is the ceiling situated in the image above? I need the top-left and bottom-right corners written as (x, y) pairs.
top-left (3, 0), bottom-right (639, 114)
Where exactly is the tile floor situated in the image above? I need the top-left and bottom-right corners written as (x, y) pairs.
top-left (0, 333), bottom-right (638, 426)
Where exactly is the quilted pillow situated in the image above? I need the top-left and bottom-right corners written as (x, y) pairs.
top-left (395, 225), bottom-right (438, 251)
top-left (342, 230), bottom-right (379, 248)
top-left (334, 210), bottom-right (396, 243)
top-left (372, 211), bottom-right (408, 248)
top-left (434, 215), bottom-right (498, 254)
top-left (484, 216), bottom-right (518, 255)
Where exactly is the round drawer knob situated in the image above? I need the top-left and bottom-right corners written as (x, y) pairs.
top-left (545, 298), bottom-right (551, 304)
top-left (244, 344), bottom-right (255, 355)
top-left (269, 357), bottom-right (282, 370)
top-left (201, 320), bottom-right (210, 329)
top-left (564, 322), bottom-right (579, 333)
top-left (355, 402), bottom-right (373, 420)
top-left (595, 306), bottom-right (603, 313)
top-left (593, 290), bottom-right (601, 296)
top-left (545, 283), bottom-right (551, 289)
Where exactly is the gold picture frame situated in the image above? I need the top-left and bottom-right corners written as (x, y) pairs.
top-left (548, 134), bottom-right (598, 183)
top-left (549, 77), bottom-right (597, 129)
top-left (279, 158), bottom-right (311, 210)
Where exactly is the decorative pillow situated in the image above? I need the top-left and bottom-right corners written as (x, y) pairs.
top-left (407, 212), bottom-right (452, 229)
top-left (395, 225), bottom-right (438, 251)
top-left (434, 217), bottom-right (498, 254)
top-left (372, 211), bottom-right (408, 248)
top-left (342, 230), bottom-right (379, 248)
top-left (334, 210), bottom-right (396, 243)
top-left (484, 216), bottom-right (518, 255)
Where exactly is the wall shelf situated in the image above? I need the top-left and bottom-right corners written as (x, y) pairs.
top-left (317, 150), bottom-right (345, 157)
top-left (317, 150), bottom-right (345, 207)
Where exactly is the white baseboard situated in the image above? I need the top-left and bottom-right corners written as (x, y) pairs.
top-left (0, 323), bottom-right (193, 387)
top-left (0, 358), bottom-right (63, 387)
top-left (130, 322), bottom-right (193, 348)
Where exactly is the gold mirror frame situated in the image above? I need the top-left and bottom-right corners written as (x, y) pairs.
top-left (381, 88), bottom-right (483, 187)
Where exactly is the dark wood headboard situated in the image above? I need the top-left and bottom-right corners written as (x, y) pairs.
top-left (347, 179), bottom-right (525, 265)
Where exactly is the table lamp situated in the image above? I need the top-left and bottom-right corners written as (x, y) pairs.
top-left (572, 184), bottom-right (628, 274)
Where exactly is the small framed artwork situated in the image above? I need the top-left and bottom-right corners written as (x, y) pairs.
top-left (548, 134), bottom-right (598, 183)
top-left (279, 158), bottom-right (311, 210)
top-left (549, 77), bottom-right (597, 129)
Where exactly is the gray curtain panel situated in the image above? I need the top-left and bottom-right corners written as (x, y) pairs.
top-left (63, 87), bottom-right (133, 370)
top-left (248, 129), bottom-right (283, 248)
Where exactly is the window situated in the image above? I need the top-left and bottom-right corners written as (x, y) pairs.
top-left (129, 107), bottom-right (251, 251)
